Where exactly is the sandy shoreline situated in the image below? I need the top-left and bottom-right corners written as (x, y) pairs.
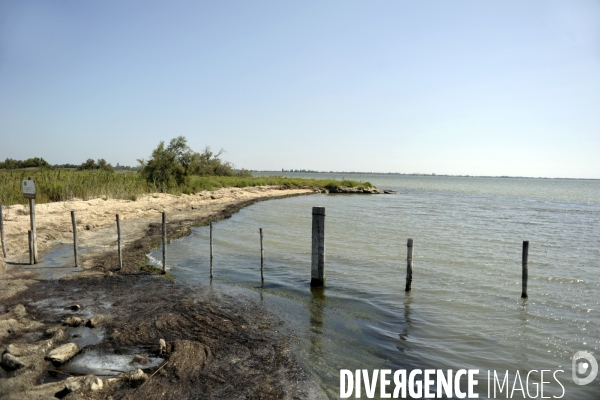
top-left (0, 186), bottom-right (320, 399)
top-left (0, 186), bottom-right (313, 273)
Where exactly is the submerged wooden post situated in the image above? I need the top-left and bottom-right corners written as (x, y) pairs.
top-left (260, 228), bottom-right (264, 284)
top-left (162, 212), bottom-right (166, 273)
top-left (405, 238), bottom-right (413, 292)
top-left (521, 241), bottom-right (529, 299)
top-left (28, 230), bottom-right (33, 265)
top-left (71, 211), bottom-right (78, 267)
top-left (311, 207), bottom-right (326, 287)
top-left (210, 222), bottom-right (214, 278)
top-left (116, 214), bottom-right (122, 270)
top-left (0, 204), bottom-right (6, 258)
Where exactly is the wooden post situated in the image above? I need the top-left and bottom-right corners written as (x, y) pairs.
top-left (116, 214), bottom-right (122, 270)
top-left (29, 198), bottom-right (38, 264)
top-left (260, 228), bottom-right (264, 284)
top-left (71, 211), bottom-right (78, 267)
top-left (521, 241), bottom-right (529, 299)
top-left (162, 212), bottom-right (166, 273)
top-left (210, 221), bottom-right (214, 278)
top-left (28, 230), bottom-right (33, 265)
top-left (0, 204), bottom-right (6, 258)
top-left (311, 207), bottom-right (326, 287)
top-left (405, 238), bottom-right (413, 292)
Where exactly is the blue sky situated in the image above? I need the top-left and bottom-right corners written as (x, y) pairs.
top-left (1, 0), bottom-right (598, 178)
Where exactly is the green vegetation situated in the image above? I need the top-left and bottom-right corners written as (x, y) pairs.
top-left (0, 169), bottom-right (370, 206)
top-left (138, 136), bottom-right (251, 191)
top-left (0, 169), bottom-right (148, 205)
top-left (0, 137), bottom-right (371, 206)
top-left (76, 158), bottom-right (114, 172)
top-left (0, 157), bottom-right (51, 170)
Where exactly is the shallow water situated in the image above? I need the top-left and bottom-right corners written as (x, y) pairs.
top-left (23, 243), bottom-right (83, 280)
top-left (146, 174), bottom-right (599, 399)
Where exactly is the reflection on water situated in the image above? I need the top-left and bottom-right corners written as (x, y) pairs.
top-left (309, 287), bottom-right (326, 360)
top-left (397, 293), bottom-right (412, 353)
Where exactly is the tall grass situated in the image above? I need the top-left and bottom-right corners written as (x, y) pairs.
top-left (0, 170), bottom-right (371, 206)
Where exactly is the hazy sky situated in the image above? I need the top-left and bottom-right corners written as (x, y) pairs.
top-left (1, 1), bottom-right (599, 178)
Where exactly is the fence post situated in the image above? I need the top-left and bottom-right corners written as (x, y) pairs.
top-left (29, 198), bottom-right (38, 264)
top-left (260, 228), bottom-right (264, 284)
top-left (71, 211), bottom-right (78, 267)
top-left (210, 221), bottom-right (214, 278)
top-left (116, 214), bottom-right (122, 270)
top-left (28, 230), bottom-right (33, 265)
top-left (311, 207), bottom-right (326, 287)
top-left (162, 212), bottom-right (166, 273)
top-left (405, 238), bottom-right (413, 292)
top-left (0, 204), bottom-right (6, 258)
top-left (521, 241), bottom-right (529, 299)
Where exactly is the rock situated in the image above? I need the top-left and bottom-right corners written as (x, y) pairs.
top-left (0, 319), bottom-right (20, 340)
top-left (1, 353), bottom-right (26, 370)
top-left (9, 304), bottom-right (27, 318)
top-left (65, 376), bottom-right (82, 392)
top-left (118, 368), bottom-right (148, 382)
top-left (159, 338), bottom-right (166, 355)
top-left (46, 342), bottom-right (81, 365)
top-left (63, 316), bottom-right (86, 327)
top-left (46, 325), bottom-right (67, 341)
top-left (131, 354), bottom-right (152, 365)
top-left (85, 224), bottom-right (94, 230)
top-left (86, 314), bottom-right (110, 328)
top-left (84, 375), bottom-right (103, 391)
top-left (70, 304), bottom-right (82, 311)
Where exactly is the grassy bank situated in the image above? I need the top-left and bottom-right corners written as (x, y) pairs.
top-left (0, 169), bottom-right (371, 206)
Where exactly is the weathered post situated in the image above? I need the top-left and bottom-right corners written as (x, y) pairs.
top-left (311, 207), bottom-right (326, 287)
top-left (71, 211), bottom-right (78, 267)
top-left (210, 221), bottom-right (214, 278)
top-left (162, 212), bottom-right (166, 273)
top-left (521, 241), bottom-right (529, 299)
top-left (28, 230), bottom-right (33, 265)
top-left (0, 204), bottom-right (6, 258)
top-left (405, 238), bottom-right (413, 292)
top-left (23, 177), bottom-right (37, 263)
top-left (116, 214), bottom-right (122, 270)
top-left (260, 228), bottom-right (264, 284)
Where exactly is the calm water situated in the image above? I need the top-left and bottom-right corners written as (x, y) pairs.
top-left (150, 174), bottom-right (600, 399)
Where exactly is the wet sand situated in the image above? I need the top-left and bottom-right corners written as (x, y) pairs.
top-left (0, 186), bottom-right (323, 399)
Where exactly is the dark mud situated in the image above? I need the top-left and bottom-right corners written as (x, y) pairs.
top-left (2, 275), bottom-right (311, 399)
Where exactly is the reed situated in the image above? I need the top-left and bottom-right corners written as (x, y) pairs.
top-left (0, 170), bottom-right (370, 206)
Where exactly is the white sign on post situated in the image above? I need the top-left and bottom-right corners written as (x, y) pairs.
top-left (23, 179), bottom-right (36, 199)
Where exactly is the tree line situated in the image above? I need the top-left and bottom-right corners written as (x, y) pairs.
top-left (1, 137), bottom-right (250, 192)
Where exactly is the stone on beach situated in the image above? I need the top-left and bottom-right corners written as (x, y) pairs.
top-left (86, 314), bottom-right (111, 328)
top-left (46, 342), bottom-right (81, 365)
top-left (1, 353), bottom-right (26, 370)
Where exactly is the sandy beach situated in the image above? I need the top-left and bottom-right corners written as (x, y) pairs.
top-left (0, 186), bottom-right (319, 399)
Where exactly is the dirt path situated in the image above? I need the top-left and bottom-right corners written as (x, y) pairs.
top-left (0, 186), bottom-right (324, 399)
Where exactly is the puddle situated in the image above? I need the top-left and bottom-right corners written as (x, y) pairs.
top-left (67, 326), bottom-right (104, 347)
top-left (23, 244), bottom-right (85, 280)
top-left (58, 349), bottom-right (164, 376)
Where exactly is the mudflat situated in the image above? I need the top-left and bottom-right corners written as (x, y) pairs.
top-left (0, 186), bottom-right (323, 399)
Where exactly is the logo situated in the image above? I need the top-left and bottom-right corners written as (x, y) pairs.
top-left (572, 351), bottom-right (598, 385)
top-left (23, 181), bottom-right (27, 186)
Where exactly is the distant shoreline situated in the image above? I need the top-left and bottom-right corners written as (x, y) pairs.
top-left (252, 170), bottom-right (600, 181)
